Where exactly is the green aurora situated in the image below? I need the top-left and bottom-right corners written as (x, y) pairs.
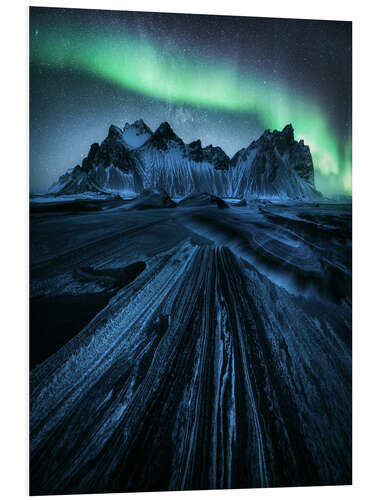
top-left (30, 27), bottom-right (352, 194)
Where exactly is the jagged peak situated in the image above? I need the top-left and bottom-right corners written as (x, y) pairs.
top-left (188, 139), bottom-right (202, 148)
top-left (281, 123), bottom-right (294, 134)
top-left (203, 144), bottom-right (222, 153)
top-left (155, 121), bottom-right (178, 137)
top-left (124, 119), bottom-right (152, 134)
top-left (248, 124), bottom-right (296, 149)
top-left (280, 123), bottom-right (295, 142)
top-left (149, 122), bottom-right (183, 144)
top-left (107, 124), bottom-right (123, 140)
top-left (139, 121), bottom-right (183, 151)
top-left (133, 118), bottom-right (147, 127)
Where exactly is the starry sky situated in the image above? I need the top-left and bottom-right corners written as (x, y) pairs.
top-left (29, 7), bottom-right (352, 195)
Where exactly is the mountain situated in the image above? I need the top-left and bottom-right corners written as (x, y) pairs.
top-left (49, 120), bottom-right (320, 199)
top-left (229, 124), bottom-right (318, 199)
top-left (49, 123), bottom-right (142, 195)
top-left (135, 122), bottom-right (231, 197)
top-left (122, 119), bottom-right (153, 149)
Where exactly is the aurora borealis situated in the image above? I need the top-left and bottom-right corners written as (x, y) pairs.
top-left (29, 7), bottom-right (352, 194)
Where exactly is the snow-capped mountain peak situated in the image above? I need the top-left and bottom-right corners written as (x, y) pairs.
top-left (122, 119), bottom-right (153, 149)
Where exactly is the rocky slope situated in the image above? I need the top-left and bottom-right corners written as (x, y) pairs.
top-left (230, 125), bottom-right (317, 199)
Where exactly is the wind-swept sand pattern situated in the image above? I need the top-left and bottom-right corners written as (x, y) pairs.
top-left (29, 199), bottom-right (351, 494)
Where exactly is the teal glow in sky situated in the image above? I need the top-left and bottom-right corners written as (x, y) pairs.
top-left (30, 9), bottom-right (352, 194)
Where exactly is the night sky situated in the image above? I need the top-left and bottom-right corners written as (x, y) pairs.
top-left (29, 7), bottom-right (352, 195)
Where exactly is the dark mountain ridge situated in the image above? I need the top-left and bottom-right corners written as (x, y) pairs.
top-left (49, 120), bottom-right (320, 199)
